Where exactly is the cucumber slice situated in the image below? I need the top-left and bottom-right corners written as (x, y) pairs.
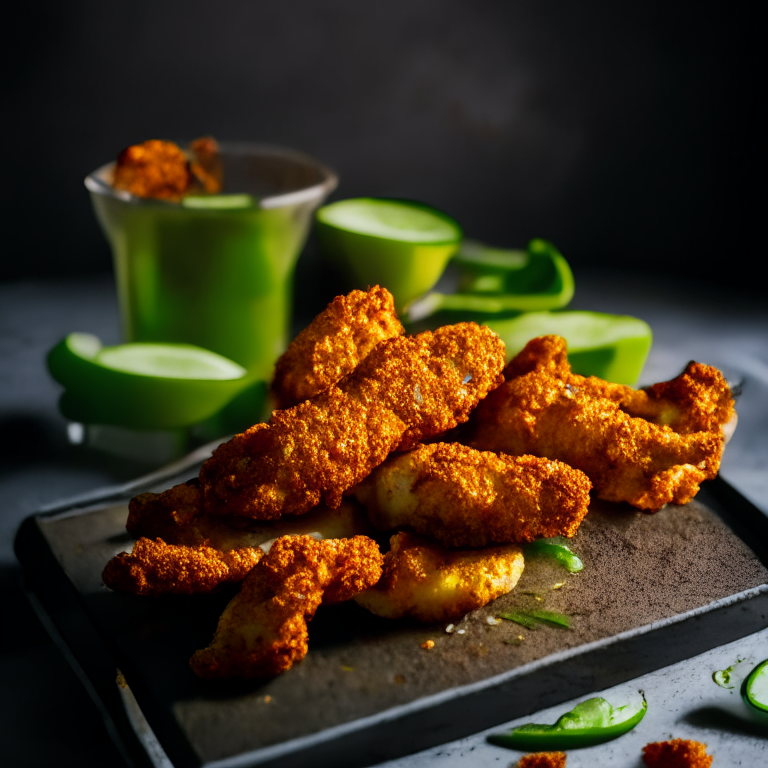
top-left (316, 198), bottom-right (462, 309)
top-left (742, 659), bottom-right (768, 714)
top-left (47, 333), bottom-right (250, 429)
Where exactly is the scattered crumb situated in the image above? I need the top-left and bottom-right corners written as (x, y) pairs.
top-left (263, 695), bottom-right (272, 703)
top-left (642, 739), bottom-right (713, 768)
top-left (457, 629), bottom-right (466, 634)
top-left (116, 670), bottom-right (128, 689)
top-left (518, 752), bottom-right (566, 768)
top-left (552, 582), bottom-right (565, 590)
top-left (421, 640), bottom-right (435, 650)
top-left (394, 674), bottom-right (406, 684)
top-left (445, 624), bottom-right (456, 633)
top-left (341, 665), bottom-right (354, 672)
top-left (486, 616), bottom-right (501, 625)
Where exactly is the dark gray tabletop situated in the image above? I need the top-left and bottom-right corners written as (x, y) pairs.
top-left (1, 272), bottom-right (766, 767)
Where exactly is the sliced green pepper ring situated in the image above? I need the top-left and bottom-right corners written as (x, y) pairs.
top-left (404, 239), bottom-right (574, 319)
top-left (47, 333), bottom-right (251, 430)
top-left (742, 659), bottom-right (768, 714)
top-left (487, 694), bottom-right (647, 751)
top-left (485, 310), bottom-right (652, 386)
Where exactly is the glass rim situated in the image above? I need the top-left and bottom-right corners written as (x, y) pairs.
top-left (84, 142), bottom-right (338, 210)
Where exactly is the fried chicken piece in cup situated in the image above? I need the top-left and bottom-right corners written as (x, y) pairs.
top-left (190, 535), bottom-right (383, 679)
top-left (470, 335), bottom-right (731, 512)
top-left (353, 442), bottom-right (591, 548)
top-left (271, 286), bottom-right (404, 409)
top-left (354, 532), bottom-right (524, 623)
top-left (199, 322), bottom-right (506, 520)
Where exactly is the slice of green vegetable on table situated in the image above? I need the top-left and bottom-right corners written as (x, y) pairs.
top-left (405, 238), bottom-right (574, 319)
top-left (48, 332), bottom-right (250, 430)
top-left (315, 197), bottom-right (462, 310)
top-left (497, 610), bottom-right (571, 630)
top-left (488, 694), bottom-right (647, 750)
top-left (742, 659), bottom-right (768, 713)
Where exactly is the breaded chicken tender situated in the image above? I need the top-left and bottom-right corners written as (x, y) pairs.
top-left (354, 532), bottom-right (524, 623)
top-left (112, 137), bottom-right (223, 201)
top-left (470, 336), bottom-right (730, 512)
top-left (128, 479), bottom-right (371, 550)
top-left (199, 323), bottom-right (506, 519)
top-left (102, 538), bottom-right (263, 596)
top-left (642, 739), bottom-right (713, 768)
top-left (354, 443), bottom-right (591, 547)
top-left (191, 535), bottom-right (383, 679)
top-left (518, 754), bottom-right (567, 768)
top-left (272, 286), bottom-right (404, 408)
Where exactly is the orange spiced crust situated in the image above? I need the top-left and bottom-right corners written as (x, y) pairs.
top-left (271, 285), bottom-right (405, 409)
top-left (518, 753), bottom-right (567, 768)
top-left (102, 538), bottom-right (263, 596)
top-left (112, 137), bottom-right (223, 200)
top-left (642, 739), bottom-right (713, 768)
top-left (471, 335), bottom-right (730, 512)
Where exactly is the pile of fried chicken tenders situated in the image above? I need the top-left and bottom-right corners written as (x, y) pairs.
top-left (102, 286), bottom-right (735, 680)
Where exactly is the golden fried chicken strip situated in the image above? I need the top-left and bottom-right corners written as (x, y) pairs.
top-left (128, 479), bottom-right (371, 550)
top-left (471, 336), bottom-right (728, 512)
top-left (503, 335), bottom-right (734, 436)
top-left (102, 538), bottom-right (263, 597)
top-left (199, 323), bottom-right (506, 519)
top-left (338, 322), bottom-right (506, 452)
top-left (354, 443), bottom-right (591, 547)
top-left (354, 532), bottom-right (524, 623)
top-left (642, 739), bottom-right (713, 768)
top-left (190, 535), bottom-right (383, 679)
top-left (272, 286), bottom-right (404, 409)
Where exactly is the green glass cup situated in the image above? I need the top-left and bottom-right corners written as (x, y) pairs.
top-left (85, 144), bottom-right (337, 383)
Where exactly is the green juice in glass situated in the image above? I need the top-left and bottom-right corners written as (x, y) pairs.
top-left (87, 145), bottom-right (337, 385)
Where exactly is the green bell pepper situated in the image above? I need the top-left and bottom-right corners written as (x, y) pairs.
top-left (488, 694), bottom-right (647, 750)
top-left (48, 332), bottom-right (252, 430)
top-left (405, 239), bottom-right (574, 320)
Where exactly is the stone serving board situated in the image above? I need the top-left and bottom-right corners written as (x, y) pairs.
top-left (15, 470), bottom-right (768, 768)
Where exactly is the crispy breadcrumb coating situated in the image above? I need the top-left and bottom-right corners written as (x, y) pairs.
top-left (190, 535), bottom-right (383, 679)
top-left (112, 137), bottom-right (223, 201)
top-left (518, 754), bottom-right (567, 768)
top-left (272, 286), bottom-right (404, 408)
top-left (470, 336), bottom-right (730, 512)
top-left (199, 323), bottom-right (506, 519)
top-left (127, 479), bottom-right (371, 550)
top-left (354, 442), bottom-right (591, 547)
top-left (354, 532), bottom-right (524, 623)
top-left (642, 739), bottom-right (713, 768)
top-left (102, 538), bottom-right (263, 596)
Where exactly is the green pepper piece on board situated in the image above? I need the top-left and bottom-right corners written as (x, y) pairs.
top-left (485, 310), bottom-right (652, 386)
top-left (487, 694), bottom-right (647, 750)
top-left (524, 538), bottom-right (584, 573)
top-left (405, 239), bottom-right (574, 319)
top-left (741, 659), bottom-right (768, 714)
top-left (47, 332), bottom-right (253, 430)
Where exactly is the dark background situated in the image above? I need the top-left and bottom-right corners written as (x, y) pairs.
top-left (4, 0), bottom-right (762, 293)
